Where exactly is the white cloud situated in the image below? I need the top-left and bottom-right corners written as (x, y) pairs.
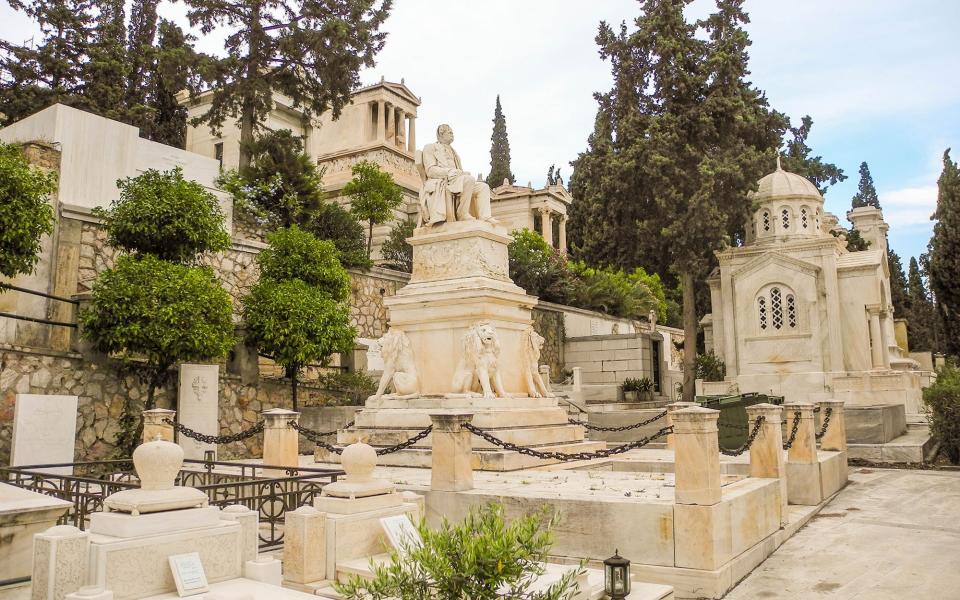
top-left (880, 185), bottom-right (937, 226)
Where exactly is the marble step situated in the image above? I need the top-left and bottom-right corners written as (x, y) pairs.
top-left (363, 395), bottom-right (561, 410)
top-left (848, 429), bottom-right (936, 463)
top-left (338, 423), bottom-right (586, 450)
top-left (353, 406), bottom-right (571, 429)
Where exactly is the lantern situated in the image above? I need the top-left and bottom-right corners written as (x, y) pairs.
top-left (604, 549), bottom-right (630, 599)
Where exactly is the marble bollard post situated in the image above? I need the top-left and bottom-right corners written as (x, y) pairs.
top-left (142, 408), bottom-right (176, 443)
top-left (746, 403), bottom-right (788, 526)
top-left (32, 525), bottom-right (89, 600)
top-left (672, 407), bottom-right (721, 506)
top-left (429, 413), bottom-right (474, 492)
top-left (539, 365), bottom-right (554, 395)
top-left (262, 408), bottom-right (300, 473)
top-left (785, 403), bottom-right (817, 465)
top-left (817, 400), bottom-right (847, 452)
top-left (283, 505), bottom-right (326, 585)
top-left (665, 402), bottom-right (697, 450)
top-left (571, 367), bottom-right (582, 391)
top-left (220, 504), bottom-right (258, 565)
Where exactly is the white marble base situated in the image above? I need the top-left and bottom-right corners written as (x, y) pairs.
top-left (142, 578), bottom-right (318, 599)
top-left (89, 506), bottom-right (220, 538)
top-left (315, 491), bottom-right (404, 515)
top-left (244, 556), bottom-right (282, 586)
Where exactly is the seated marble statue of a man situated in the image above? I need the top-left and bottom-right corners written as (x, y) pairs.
top-left (418, 124), bottom-right (497, 226)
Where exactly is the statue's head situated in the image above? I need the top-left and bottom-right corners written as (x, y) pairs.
top-left (437, 124), bottom-right (454, 144)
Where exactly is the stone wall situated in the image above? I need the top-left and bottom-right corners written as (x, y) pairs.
top-left (532, 307), bottom-right (565, 382)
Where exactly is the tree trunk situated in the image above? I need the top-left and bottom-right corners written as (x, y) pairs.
top-left (367, 219), bottom-right (374, 258)
top-left (681, 271), bottom-right (697, 403)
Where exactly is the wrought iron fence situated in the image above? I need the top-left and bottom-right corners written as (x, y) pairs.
top-left (0, 459), bottom-right (343, 550)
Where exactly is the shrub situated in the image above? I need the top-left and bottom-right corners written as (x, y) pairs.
top-left (924, 365), bottom-right (960, 464)
top-left (258, 226), bottom-right (351, 301)
top-left (0, 142), bottom-right (57, 278)
top-left (507, 229), bottom-right (572, 304)
top-left (303, 201), bottom-right (372, 270)
top-left (98, 167), bottom-right (230, 263)
top-left (696, 351), bottom-right (726, 382)
top-left (567, 261), bottom-right (659, 320)
top-left (344, 160), bottom-right (404, 258)
top-left (336, 503), bottom-right (582, 600)
top-left (622, 377), bottom-right (653, 393)
top-left (380, 219), bottom-right (415, 272)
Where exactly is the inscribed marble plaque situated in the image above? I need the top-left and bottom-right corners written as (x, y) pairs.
top-left (11, 394), bottom-right (78, 474)
top-left (177, 364), bottom-right (219, 460)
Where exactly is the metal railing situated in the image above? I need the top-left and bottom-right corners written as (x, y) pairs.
top-left (0, 458), bottom-right (343, 550)
top-left (0, 282), bottom-right (79, 328)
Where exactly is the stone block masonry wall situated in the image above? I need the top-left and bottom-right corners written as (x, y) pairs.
top-left (565, 335), bottom-right (647, 385)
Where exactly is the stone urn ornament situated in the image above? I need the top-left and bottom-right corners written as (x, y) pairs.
top-left (102, 435), bottom-right (208, 515)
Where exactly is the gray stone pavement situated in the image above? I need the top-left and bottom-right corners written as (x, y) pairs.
top-left (726, 466), bottom-right (960, 599)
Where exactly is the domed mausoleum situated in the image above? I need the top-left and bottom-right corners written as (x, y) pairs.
top-left (701, 160), bottom-right (924, 415)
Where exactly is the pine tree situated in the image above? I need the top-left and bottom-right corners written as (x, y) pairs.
top-left (851, 161), bottom-right (881, 209)
top-left (83, 0), bottom-right (130, 121)
top-left (0, 0), bottom-right (94, 123)
top-left (780, 115), bottom-right (846, 194)
top-left (928, 149), bottom-right (960, 356)
top-left (125, 0), bottom-right (160, 110)
top-left (184, 0), bottom-right (392, 170)
top-left (485, 95), bottom-right (515, 188)
top-left (906, 256), bottom-right (934, 351)
top-left (888, 249), bottom-right (908, 317)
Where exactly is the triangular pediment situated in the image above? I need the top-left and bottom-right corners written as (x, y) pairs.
top-left (731, 251), bottom-right (820, 281)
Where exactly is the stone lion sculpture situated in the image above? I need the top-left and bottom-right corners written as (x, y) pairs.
top-left (521, 326), bottom-right (551, 398)
top-left (451, 321), bottom-right (508, 399)
top-left (372, 329), bottom-right (420, 400)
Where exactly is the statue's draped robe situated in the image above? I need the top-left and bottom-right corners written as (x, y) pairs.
top-left (419, 142), bottom-right (468, 225)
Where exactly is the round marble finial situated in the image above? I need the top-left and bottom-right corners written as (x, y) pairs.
top-left (133, 438), bottom-right (184, 491)
top-left (341, 442), bottom-right (376, 483)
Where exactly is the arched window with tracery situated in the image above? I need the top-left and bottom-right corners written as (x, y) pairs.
top-left (761, 210), bottom-right (771, 233)
top-left (787, 294), bottom-right (797, 328)
top-left (758, 297), bottom-right (767, 330)
top-left (801, 207), bottom-right (809, 230)
top-left (781, 208), bottom-right (790, 231)
top-left (756, 285), bottom-right (799, 333)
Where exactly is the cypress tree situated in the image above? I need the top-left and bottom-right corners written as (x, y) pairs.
top-left (184, 0), bottom-right (392, 170)
top-left (780, 115), bottom-right (846, 194)
top-left (906, 256), bottom-right (934, 351)
top-left (486, 95), bottom-right (515, 188)
top-left (142, 20), bottom-right (202, 147)
top-left (852, 161), bottom-right (881, 208)
top-left (83, 0), bottom-right (130, 121)
top-left (889, 249), bottom-right (908, 317)
top-left (928, 149), bottom-right (960, 355)
top-left (125, 0), bottom-right (160, 110)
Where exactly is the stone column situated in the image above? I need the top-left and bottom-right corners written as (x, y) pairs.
top-left (817, 400), bottom-right (847, 453)
top-left (558, 215), bottom-right (568, 254)
top-left (539, 207), bottom-right (553, 247)
top-left (868, 308), bottom-right (884, 369)
top-left (32, 524), bottom-right (89, 600)
top-left (385, 103), bottom-right (394, 142)
top-left (785, 402), bottom-right (821, 505)
top-left (429, 413), bottom-right (474, 492)
top-left (283, 505), bottom-right (326, 585)
top-left (571, 367), bottom-right (582, 391)
top-left (665, 402), bottom-right (697, 450)
top-left (142, 408), bottom-right (176, 443)
top-left (879, 310), bottom-right (892, 367)
top-left (376, 100), bottom-right (385, 141)
top-left (407, 114), bottom-right (416, 152)
top-left (672, 406), bottom-right (721, 506)
top-left (745, 403), bottom-right (787, 525)
top-left (262, 408), bottom-right (300, 472)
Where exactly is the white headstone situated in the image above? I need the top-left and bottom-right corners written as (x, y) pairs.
top-left (11, 394), bottom-right (79, 475)
top-left (177, 364), bottom-right (219, 460)
top-left (360, 337), bottom-right (385, 372)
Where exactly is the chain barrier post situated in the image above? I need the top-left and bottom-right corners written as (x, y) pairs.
top-left (262, 408), bottom-right (300, 474)
top-left (142, 408), bottom-right (176, 443)
top-left (784, 402), bottom-right (821, 505)
top-left (665, 402), bottom-right (697, 450)
top-left (745, 403), bottom-right (788, 526)
top-left (817, 400), bottom-right (846, 452)
top-left (429, 413), bottom-right (474, 492)
top-left (672, 406), bottom-right (721, 506)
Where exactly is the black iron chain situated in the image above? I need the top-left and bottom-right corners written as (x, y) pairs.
top-left (813, 406), bottom-right (822, 414)
top-left (463, 423), bottom-right (673, 461)
top-left (568, 410), bottom-right (667, 432)
top-left (719, 415), bottom-right (765, 456)
top-left (292, 421), bottom-right (433, 457)
top-left (288, 421), bottom-right (354, 440)
top-left (164, 418), bottom-right (264, 445)
top-left (782, 411), bottom-right (802, 450)
top-left (374, 426), bottom-right (433, 456)
top-left (815, 407), bottom-right (833, 441)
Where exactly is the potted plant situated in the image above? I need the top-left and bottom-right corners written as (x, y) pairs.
top-left (621, 377), bottom-right (641, 401)
top-left (636, 377), bottom-right (654, 401)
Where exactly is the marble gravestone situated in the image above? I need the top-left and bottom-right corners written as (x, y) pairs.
top-left (11, 394), bottom-right (79, 475)
top-left (177, 364), bottom-right (219, 460)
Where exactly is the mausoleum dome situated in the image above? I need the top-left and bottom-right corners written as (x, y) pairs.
top-left (750, 157), bottom-right (825, 241)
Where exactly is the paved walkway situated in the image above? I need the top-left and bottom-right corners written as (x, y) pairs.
top-left (726, 466), bottom-right (960, 600)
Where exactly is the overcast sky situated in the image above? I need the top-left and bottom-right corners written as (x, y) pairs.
top-left (2, 0), bottom-right (958, 263)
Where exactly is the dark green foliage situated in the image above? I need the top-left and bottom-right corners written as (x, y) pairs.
top-left (545, 164), bottom-right (563, 186)
top-left (831, 227), bottom-right (870, 252)
top-left (928, 150), bottom-right (960, 356)
top-left (243, 226), bottom-right (356, 409)
top-left (98, 167), bottom-right (231, 263)
top-left (258, 226), bottom-right (351, 301)
top-left (0, 143), bottom-right (57, 278)
top-left (141, 20), bottom-right (204, 147)
top-left (125, 0), bottom-right (160, 109)
top-left (622, 377), bottom-right (653, 393)
top-left (696, 351), bottom-right (726, 382)
top-left (336, 503), bottom-right (581, 600)
top-left (380, 219), bottom-right (415, 272)
top-left (485, 95), bottom-right (514, 188)
top-left (507, 229), bottom-right (573, 304)
top-left (923, 364), bottom-right (960, 463)
top-left (780, 115), bottom-right (846, 195)
top-left (303, 202), bottom-right (372, 270)
top-left (82, 1), bottom-right (129, 121)
top-left (888, 249), bottom-right (908, 317)
top-left (851, 161), bottom-right (881, 209)
top-left (184, 0), bottom-right (392, 169)
top-left (907, 256), bottom-right (936, 351)
top-left (344, 160), bottom-right (404, 258)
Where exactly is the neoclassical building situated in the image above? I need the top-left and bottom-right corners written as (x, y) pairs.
top-left (702, 160), bottom-right (923, 413)
top-left (490, 181), bottom-right (572, 253)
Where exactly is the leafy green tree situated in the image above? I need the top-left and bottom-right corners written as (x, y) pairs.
top-left (851, 161), bottom-right (881, 209)
top-left (142, 20), bottom-right (206, 147)
top-left (336, 503), bottom-right (581, 600)
top-left (508, 229), bottom-right (573, 305)
top-left (183, 0), bottom-right (391, 170)
top-left (303, 202), bottom-right (372, 270)
top-left (485, 95), bottom-right (514, 188)
top-left (98, 167), bottom-right (231, 263)
top-left (888, 249), bottom-right (908, 317)
top-left (907, 256), bottom-right (935, 351)
top-left (242, 226), bottom-right (355, 409)
top-left (380, 219), bottom-right (415, 272)
top-left (923, 364), bottom-right (960, 464)
top-left (928, 149), bottom-right (960, 356)
top-left (0, 143), bottom-right (58, 278)
top-left (780, 115), bottom-right (846, 194)
top-left (344, 160), bottom-right (404, 259)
